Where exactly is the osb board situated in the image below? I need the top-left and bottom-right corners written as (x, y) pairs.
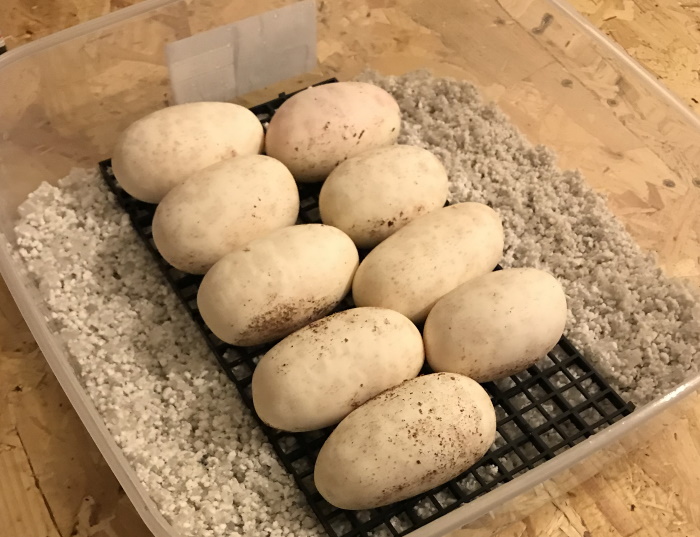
top-left (1, 0), bottom-right (700, 536)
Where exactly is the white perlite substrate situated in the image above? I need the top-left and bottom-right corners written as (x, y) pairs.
top-left (14, 170), bottom-right (321, 537)
top-left (11, 72), bottom-right (700, 536)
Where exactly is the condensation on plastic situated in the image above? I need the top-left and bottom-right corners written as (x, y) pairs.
top-left (2, 1), bottom-right (700, 537)
top-left (166, 0), bottom-right (317, 103)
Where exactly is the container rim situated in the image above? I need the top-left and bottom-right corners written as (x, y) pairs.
top-left (0, 0), bottom-right (179, 70)
top-left (2, 1), bottom-right (700, 536)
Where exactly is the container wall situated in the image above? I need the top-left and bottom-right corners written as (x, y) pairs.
top-left (1, 1), bottom-right (699, 536)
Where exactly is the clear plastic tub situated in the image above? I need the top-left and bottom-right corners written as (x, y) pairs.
top-left (1, 1), bottom-right (699, 536)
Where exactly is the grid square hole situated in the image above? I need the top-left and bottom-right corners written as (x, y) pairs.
top-left (389, 513), bottom-right (413, 533)
top-left (300, 473), bottom-right (318, 496)
top-left (528, 382), bottom-right (549, 402)
top-left (355, 510), bottom-right (372, 524)
top-left (568, 362), bottom-right (587, 379)
top-left (542, 398), bottom-right (566, 418)
top-left (581, 406), bottom-right (604, 427)
top-left (541, 427), bottom-right (564, 449)
top-left (329, 514), bottom-right (354, 537)
top-left (519, 441), bottom-right (541, 461)
top-left (304, 206), bottom-right (321, 221)
top-left (304, 429), bottom-right (325, 440)
top-left (499, 451), bottom-right (523, 472)
top-left (563, 386), bottom-right (587, 406)
top-left (231, 362), bottom-right (252, 381)
top-left (494, 404), bottom-right (508, 422)
top-left (515, 369), bottom-right (532, 382)
top-left (493, 430), bottom-right (508, 449)
top-left (434, 488), bottom-right (458, 508)
top-left (300, 196), bottom-right (318, 210)
top-left (456, 473), bottom-right (480, 494)
top-left (549, 345), bottom-right (569, 362)
top-left (493, 376), bottom-right (516, 391)
top-left (598, 396), bottom-right (618, 416)
top-left (509, 392), bottom-right (530, 410)
top-left (179, 284), bottom-right (198, 301)
top-left (537, 354), bottom-right (557, 370)
top-left (580, 377), bottom-right (601, 396)
top-left (550, 370), bottom-right (571, 389)
top-left (523, 407), bottom-right (548, 428)
top-left (368, 524), bottom-right (395, 537)
top-left (557, 418), bottom-right (582, 438)
top-left (499, 420), bottom-right (524, 442)
top-left (413, 497), bottom-right (438, 519)
top-left (291, 456), bottom-right (313, 475)
top-left (475, 464), bottom-right (499, 483)
top-left (279, 435), bottom-right (300, 454)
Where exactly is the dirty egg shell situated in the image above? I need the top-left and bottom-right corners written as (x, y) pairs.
top-left (352, 202), bottom-right (504, 323)
top-left (197, 224), bottom-right (359, 346)
top-left (112, 102), bottom-right (263, 203)
top-left (319, 144), bottom-right (449, 248)
top-left (152, 155), bottom-right (299, 274)
top-left (252, 307), bottom-right (424, 432)
top-left (314, 373), bottom-right (496, 510)
top-left (265, 81), bottom-right (401, 182)
top-left (424, 268), bottom-right (568, 381)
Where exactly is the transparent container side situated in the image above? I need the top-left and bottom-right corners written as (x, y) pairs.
top-left (1, 1), bottom-right (699, 536)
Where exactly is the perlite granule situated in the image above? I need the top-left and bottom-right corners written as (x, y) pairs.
top-left (12, 71), bottom-right (700, 537)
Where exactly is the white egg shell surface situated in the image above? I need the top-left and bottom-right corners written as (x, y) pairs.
top-left (319, 144), bottom-right (449, 248)
top-left (265, 81), bottom-right (401, 182)
top-left (352, 202), bottom-right (504, 323)
top-left (314, 373), bottom-right (496, 510)
top-left (424, 268), bottom-right (568, 381)
top-left (252, 307), bottom-right (424, 432)
top-left (152, 155), bottom-right (299, 274)
top-left (112, 102), bottom-right (263, 203)
top-left (197, 224), bottom-right (358, 346)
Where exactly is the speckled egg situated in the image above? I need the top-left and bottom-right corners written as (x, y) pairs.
top-left (152, 155), bottom-right (299, 274)
top-left (197, 224), bottom-right (359, 346)
top-left (252, 307), bottom-right (424, 432)
top-left (424, 268), bottom-right (567, 381)
top-left (314, 373), bottom-right (496, 509)
top-left (319, 144), bottom-right (449, 248)
top-left (265, 81), bottom-right (401, 182)
top-left (112, 102), bottom-right (264, 203)
top-left (352, 202), bottom-right (505, 323)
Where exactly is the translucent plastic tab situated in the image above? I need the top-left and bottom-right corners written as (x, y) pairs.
top-left (166, 0), bottom-right (317, 103)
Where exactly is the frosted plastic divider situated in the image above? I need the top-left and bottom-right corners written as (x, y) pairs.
top-left (0, 0), bottom-right (179, 70)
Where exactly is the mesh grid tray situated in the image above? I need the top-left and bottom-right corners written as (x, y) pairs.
top-left (99, 82), bottom-right (634, 537)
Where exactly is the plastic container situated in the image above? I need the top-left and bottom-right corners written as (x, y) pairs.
top-left (2, 1), bottom-right (700, 536)
top-left (100, 144), bottom-right (635, 537)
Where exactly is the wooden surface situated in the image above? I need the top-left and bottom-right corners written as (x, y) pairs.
top-left (2, 1), bottom-right (700, 536)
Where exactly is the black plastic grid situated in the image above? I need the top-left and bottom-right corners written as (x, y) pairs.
top-left (99, 82), bottom-right (634, 537)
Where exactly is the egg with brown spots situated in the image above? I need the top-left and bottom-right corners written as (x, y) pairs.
top-left (112, 102), bottom-right (264, 202)
top-left (197, 224), bottom-right (358, 346)
top-left (352, 202), bottom-right (504, 322)
top-left (265, 82), bottom-right (401, 182)
top-left (424, 268), bottom-right (567, 381)
top-left (152, 155), bottom-right (299, 274)
top-left (252, 307), bottom-right (423, 432)
top-left (319, 144), bottom-right (449, 248)
top-left (314, 373), bottom-right (496, 510)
